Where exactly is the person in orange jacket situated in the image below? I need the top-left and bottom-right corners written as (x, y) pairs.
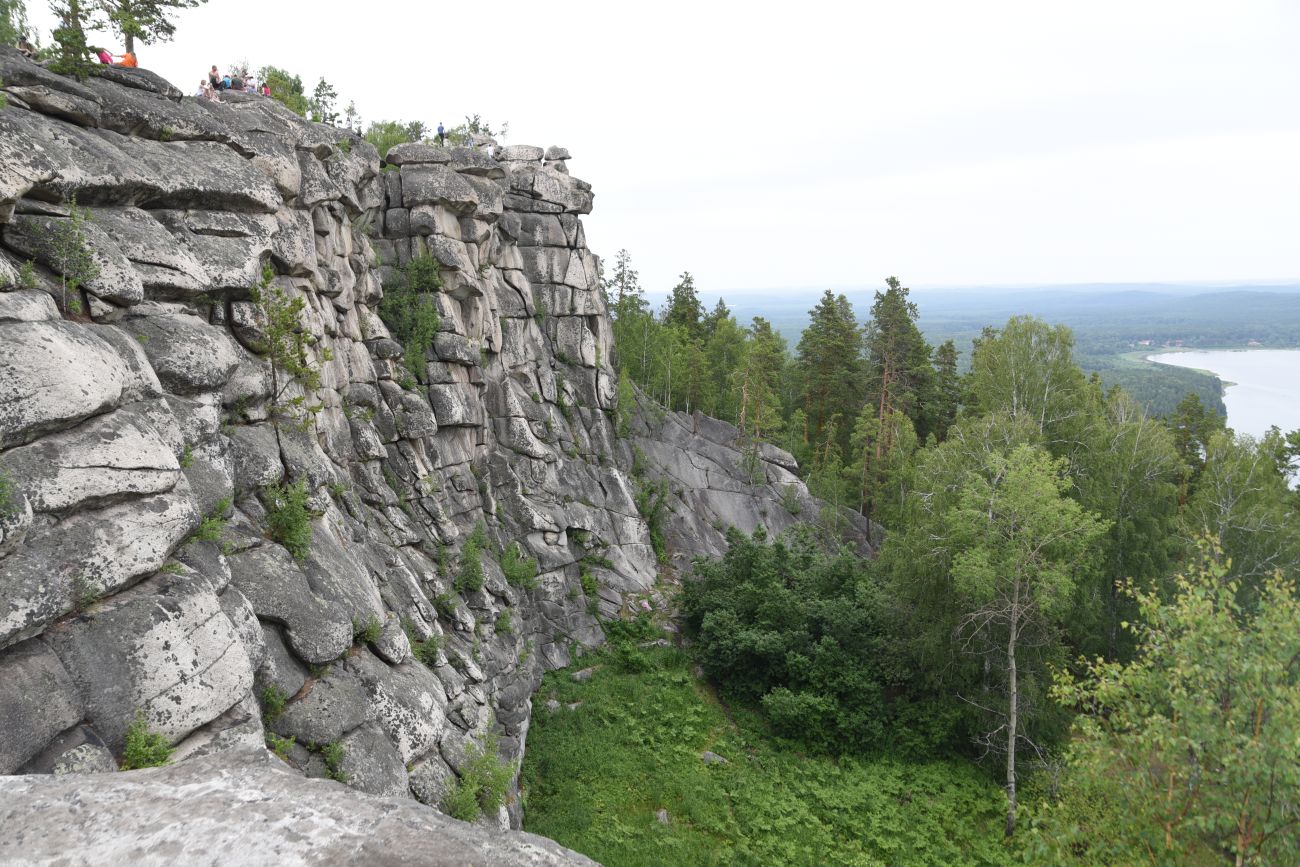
top-left (113, 51), bottom-right (138, 68)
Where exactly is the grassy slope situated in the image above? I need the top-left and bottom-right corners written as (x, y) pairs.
top-left (522, 643), bottom-right (1013, 866)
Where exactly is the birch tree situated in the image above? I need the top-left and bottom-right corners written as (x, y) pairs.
top-left (944, 444), bottom-right (1106, 835)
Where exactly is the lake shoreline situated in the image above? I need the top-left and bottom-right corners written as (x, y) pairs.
top-left (1145, 348), bottom-right (1300, 440)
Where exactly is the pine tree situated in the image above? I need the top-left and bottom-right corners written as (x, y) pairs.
top-left (930, 339), bottom-right (962, 441)
top-left (49, 0), bottom-right (99, 79)
top-left (795, 290), bottom-right (864, 454)
top-left (604, 249), bottom-right (645, 315)
top-left (662, 272), bottom-right (703, 340)
top-left (1168, 391), bottom-right (1224, 496)
top-left (863, 276), bottom-right (935, 438)
top-left (703, 309), bottom-right (746, 423)
top-left (309, 78), bottom-right (339, 125)
top-left (98, 0), bottom-right (206, 54)
top-left (342, 101), bottom-right (361, 132)
top-left (732, 317), bottom-right (786, 444)
top-left (701, 297), bottom-right (731, 340)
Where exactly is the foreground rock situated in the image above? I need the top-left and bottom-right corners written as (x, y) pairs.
top-left (0, 749), bottom-right (596, 866)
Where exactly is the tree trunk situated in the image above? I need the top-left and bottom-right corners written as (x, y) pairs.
top-left (1005, 606), bottom-right (1019, 837)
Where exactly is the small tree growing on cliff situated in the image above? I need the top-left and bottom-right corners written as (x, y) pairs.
top-left (308, 77), bottom-right (338, 125)
top-left (378, 253), bottom-right (442, 383)
top-left (44, 200), bottom-right (100, 315)
top-left (97, 0), bottom-right (207, 54)
top-left (248, 264), bottom-right (328, 427)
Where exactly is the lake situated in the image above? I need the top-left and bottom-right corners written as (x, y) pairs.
top-left (1147, 349), bottom-right (1300, 439)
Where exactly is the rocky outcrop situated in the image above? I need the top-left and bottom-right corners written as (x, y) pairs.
top-left (0, 749), bottom-right (595, 866)
top-left (0, 45), bottom-right (864, 855)
top-left (629, 399), bottom-right (872, 570)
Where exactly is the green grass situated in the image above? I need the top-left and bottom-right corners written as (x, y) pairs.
top-left (522, 639), bottom-right (1012, 866)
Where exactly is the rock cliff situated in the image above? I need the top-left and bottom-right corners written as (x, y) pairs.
top-left (0, 46), bottom-right (864, 861)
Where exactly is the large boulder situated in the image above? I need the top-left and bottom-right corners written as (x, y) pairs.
top-left (0, 748), bottom-right (596, 866)
top-left (0, 321), bottom-right (134, 449)
top-left (41, 568), bottom-right (255, 752)
top-left (0, 638), bottom-right (84, 774)
top-left (0, 404), bottom-right (180, 514)
top-left (0, 485), bottom-right (200, 649)
top-left (119, 312), bottom-right (242, 395)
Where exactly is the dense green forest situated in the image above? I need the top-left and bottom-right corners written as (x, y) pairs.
top-left (527, 257), bottom-right (1300, 864)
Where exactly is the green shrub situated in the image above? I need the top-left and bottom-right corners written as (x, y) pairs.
top-left (364, 119), bottom-right (426, 159)
top-left (321, 741), bottom-right (348, 782)
top-left (260, 685), bottom-right (288, 722)
top-left (496, 609), bottom-right (514, 635)
top-left (191, 497), bottom-right (232, 543)
top-left (466, 521), bottom-right (489, 550)
top-left (455, 537), bottom-right (485, 594)
top-left (633, 478), bottom-right (670, 564)
top-left (501, 542), bottom-right (539, 589)
top-left (17, 260), bottom-right (38, 291)
top-left (266, 732), bottom-right (295, 761)
top-left (403, 620), bottom-right (443, 667)
top-left (443, 734), bottom-right (516, 821)
top-left (781, 483), bottom-right (802, 515)
top-left (579, 567), bottom-right (598, 600)
top-left (353, 615), bottom-right (382, 645)
top-left (378, 253), bottom-right (443, 383)
top-left (580, 553), bottom-right (615, 571)
top-left (259, 65), bottom-right (310, 116)
top-left (120, 716), bottom-right (173, 770)
top-left (680, 527), bottom-right (954, 756)
top-left (264, 480), bottom-right (312, 561)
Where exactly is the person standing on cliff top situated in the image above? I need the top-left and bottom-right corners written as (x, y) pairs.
top-left (437, 122), bottom-right (445, 146)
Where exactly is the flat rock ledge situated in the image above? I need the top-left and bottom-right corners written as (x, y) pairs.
top-left (0, 749), bottom-right (595, 867)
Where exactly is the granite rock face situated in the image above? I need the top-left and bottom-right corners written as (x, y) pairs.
top-left (0, 45), bottom-right (864, 853)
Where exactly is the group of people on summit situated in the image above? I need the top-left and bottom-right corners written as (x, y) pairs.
top-left (13, 32), bottom-right (135, 67)
top-left (198, 65), bottom-right (271, 101)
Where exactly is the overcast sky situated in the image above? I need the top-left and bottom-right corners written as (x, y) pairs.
top-left (28, 0), bottom-right (1300, 297)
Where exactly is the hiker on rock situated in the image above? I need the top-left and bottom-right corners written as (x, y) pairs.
top-left (113, 50), bottom-right (137, 68)
top-left (437, 122), bottom-right (445, 146)
top-left (16, 34), bottom-right (36, 58)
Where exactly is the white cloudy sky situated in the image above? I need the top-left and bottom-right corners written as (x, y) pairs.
top-left (28, 0), bottom-right (1300, 296)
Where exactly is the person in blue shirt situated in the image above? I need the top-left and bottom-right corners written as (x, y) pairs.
top-left (437, 122), bottom-right (445, 146)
